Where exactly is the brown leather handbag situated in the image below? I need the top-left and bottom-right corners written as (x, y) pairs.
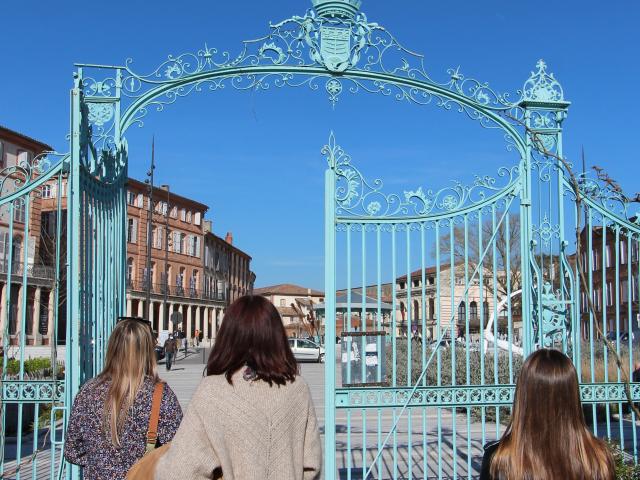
top-left (126, 382), bottom-right (169, 480)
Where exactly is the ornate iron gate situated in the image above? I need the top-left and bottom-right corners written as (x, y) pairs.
top-left (3, 1), bottom-right (639, 479)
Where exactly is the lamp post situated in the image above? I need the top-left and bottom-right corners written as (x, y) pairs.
top-left (161, 184), bottom-right (170, 330)
top-left (144, 137), bottom-right (155, 322)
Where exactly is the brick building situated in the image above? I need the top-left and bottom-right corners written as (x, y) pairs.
top-left (0, 126), bottom-right (56, 346)
top-left (578, 224), bottom-right (640, 338)
top-left (254, 284), bottom-right (324, 337)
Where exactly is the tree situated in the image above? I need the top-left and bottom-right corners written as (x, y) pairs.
top-left (435, 213), bottom-right (521, 302)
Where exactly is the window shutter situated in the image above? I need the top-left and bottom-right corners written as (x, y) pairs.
top-left (132, 219), bottom-right (138, 243)
top-left (195, 237), bottom-right (201, 258)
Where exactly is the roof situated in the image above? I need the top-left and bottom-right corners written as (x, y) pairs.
top-left (204, 231), bottom-right (252, 259)
top-left (315, 292), bottom-right (393, 312)
top-left (396, 263), bottom-right (453, 282)
top-left (254, 284), bottom-right (324, 296)
top-left (276, 306), bottom-right (300, 317)
top-left (0, 125), bottom-right (54, 152)
top-left (126, 178), bottom-right (209, 212)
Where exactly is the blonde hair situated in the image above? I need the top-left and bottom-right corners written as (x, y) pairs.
top-left (97, 319), bottom-right (158, 447)
top-left (490, 348), bottom-right (614, 479)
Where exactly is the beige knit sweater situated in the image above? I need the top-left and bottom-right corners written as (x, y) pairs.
top-left (155, 371), bottom-right (322, 480)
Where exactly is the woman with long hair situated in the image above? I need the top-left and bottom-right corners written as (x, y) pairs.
top-left (480, 348), bottom-right (615, 480)
top-left (65, 318), bottom-right (182, 479)
top-left (156, 295), bottom-right (322, 480)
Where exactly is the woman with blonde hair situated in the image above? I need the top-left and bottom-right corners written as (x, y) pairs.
top-left (156, 295), bottom-right (322, 480)
top-left (480, 348), bottom-right (615, 480)
top-left (65, 317), bottom-right (182, 479)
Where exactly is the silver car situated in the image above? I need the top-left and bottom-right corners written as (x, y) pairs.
top-left (288, 338), bottom-right (325, 363)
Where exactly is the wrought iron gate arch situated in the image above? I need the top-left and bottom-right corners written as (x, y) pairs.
top-left (20, 1), bottom-right (640, 480)
top-left (69, 2), bottom-right (573, 479)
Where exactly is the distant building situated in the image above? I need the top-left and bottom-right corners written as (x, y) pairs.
top-left (396, 264), bottom-right (504, 340)
top-left (0, 126), bottom-right (55, 346)
top-left (254, 284), bottom-right (324, 337)
top-left (578, 224), bottom-right (639, 338)
top-left (203, 223), bottom-right (255, 335)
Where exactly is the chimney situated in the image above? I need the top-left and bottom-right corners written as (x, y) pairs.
top-left (225, 232), bottom-right (233, 245)
top-left (203, 220), bottom-right (212, 234)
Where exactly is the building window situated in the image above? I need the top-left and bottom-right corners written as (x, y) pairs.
top-left (127, 218), bottom-right (138, 244)
top-left (17, 150), bottom-right (31, 167)
top-left (127, 191), bottom-right (136, 205)
top-left (0, 141), bottom-right (4, 168)
top-left (280, 299), bottom-right (286, 307)
top-left (186, 211), bottom-right (192, 223)
top-left (127, 258), bottom-right (134, 285)
top-left (136, 194), bottom-right (144, 208)
top-left (469, 301), bottom-right (478, 319)
top-left (13, 201), bottom-right (26, 223)
top-left (170, 206), bottom-right (177, 218)
top-left (194, 212), bottom-right (201, 226)
top-left (458, 302), bottom-right (466, 322)
top-left (180, 209), bottom-right (186, 222)
top-left (12, 236), bottom-right (22, 262)
top-left (42, 184), bottom-right (53, 199)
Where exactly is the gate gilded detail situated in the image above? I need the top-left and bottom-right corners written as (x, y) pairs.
top-left (2, 0), bottom-right (639, 479)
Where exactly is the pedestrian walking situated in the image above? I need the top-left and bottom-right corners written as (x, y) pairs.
top-left (480, 348), bottom-right (614, 480)
top-left (64, 317), bottom-right (182, 480)
top-left (155, 295), bottom-right (322, 480)
top-left (163, 335), bottom-right (177, 371)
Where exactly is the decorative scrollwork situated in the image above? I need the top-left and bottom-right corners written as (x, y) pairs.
top-left (77, 2), bottom-right (570, 155)
top-left (323, 133), bottom-right (521, 219)
top-left (0, 152), bottom-right (65, 202)
top-left (521, 59), bottom-right (564, 103)
top-left (574, 172), bottom-right (640, 226)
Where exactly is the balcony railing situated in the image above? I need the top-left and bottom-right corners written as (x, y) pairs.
top-left (127, 279), bottom-right (226, 302)
top-left (0, 260), bottom-right (56, 281)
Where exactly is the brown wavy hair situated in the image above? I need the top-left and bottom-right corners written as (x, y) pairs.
top-left (490, 348), bottom-right (614, 479)
top-left (206, 295), bottom-right (298, 386)
top-left (97, 319), bottom-right (158, 447)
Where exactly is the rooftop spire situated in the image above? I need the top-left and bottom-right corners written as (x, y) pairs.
top-left (311, 0), bottom-right (362, 19)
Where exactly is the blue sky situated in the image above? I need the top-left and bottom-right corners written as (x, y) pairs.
top-left (2, 1), bottom-right (639, 290)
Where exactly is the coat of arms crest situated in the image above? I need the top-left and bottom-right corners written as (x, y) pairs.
top-left (320, 26), bottom-right (352, 72)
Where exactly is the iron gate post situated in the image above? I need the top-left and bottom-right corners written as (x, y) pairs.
top-left (323, 160), bottom-right (337, 477)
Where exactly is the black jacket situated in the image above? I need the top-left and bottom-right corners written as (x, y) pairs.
top-left (480, 440), bottom-right (500, 480)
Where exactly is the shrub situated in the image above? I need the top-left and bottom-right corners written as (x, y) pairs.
top-left (2, 356), bottom-right (64, 379)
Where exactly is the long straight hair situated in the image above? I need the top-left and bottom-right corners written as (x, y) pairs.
top-left (490, 348), bottom-right (614, 479)
top-left (206, 295), bottom-right (298, 386)
top-left (97, 319), bottom-right (158, 447)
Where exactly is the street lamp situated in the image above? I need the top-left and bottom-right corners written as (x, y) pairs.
top-left (161, 184), bottom-right (170, 330)
top-left (143, 137), bottom-right (155, 323)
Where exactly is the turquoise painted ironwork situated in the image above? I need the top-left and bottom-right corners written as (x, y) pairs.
top-left (4, 0), bottom-right (639, 479)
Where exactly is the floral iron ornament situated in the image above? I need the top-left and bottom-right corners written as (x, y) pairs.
top-left (323, 133), bottom-right (521, 220)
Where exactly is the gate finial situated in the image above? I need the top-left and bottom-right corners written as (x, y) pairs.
top-left (312, 0), bottom-right (362, 19)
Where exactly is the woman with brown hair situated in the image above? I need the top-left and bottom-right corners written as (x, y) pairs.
top-left (156, 295), bottom-right (322, 480)
top-left (65, 318), bottom-right (182, 479)
top-left (480, 348), bottom-right (615, 480)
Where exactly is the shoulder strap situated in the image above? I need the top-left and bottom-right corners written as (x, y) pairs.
top-left (145, 382), bottom-right (165, 453)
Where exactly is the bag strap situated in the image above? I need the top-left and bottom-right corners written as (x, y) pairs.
top-left (145, 382), bottom-right (165, 453)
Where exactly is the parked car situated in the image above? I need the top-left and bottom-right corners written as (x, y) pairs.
top-left (155, 344), bottom-right (165, 362)
top-left (288, 338), bottom-right (325, 363)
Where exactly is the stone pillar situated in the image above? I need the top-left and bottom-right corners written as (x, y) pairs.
top-left (168, 303), bottom-right (175, 332)
top-left (149, 301), bottom-right (156, 331)
top-left (159, 303), bottom-right (165, 332)
top-left (186, 304), bottom-right (192, 344)
top-left (137, 300), bottom-right (144, 317)
top-left (127, 297), bottom-right (133, 316)
top-left (47, 289), bottom-right (55, 345)
top-left (195, 306), bottom-right (201, 339)
top-left (178, 304), bottom-right (184, 334)
top-left (33, 287), bottom-right (42, 345)
top-left (203, 307), bottom-right (209, 341)
top-left (15, 285), bottom-right (23, 339)
top-left (0, 283), bottom-right (6, 343)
